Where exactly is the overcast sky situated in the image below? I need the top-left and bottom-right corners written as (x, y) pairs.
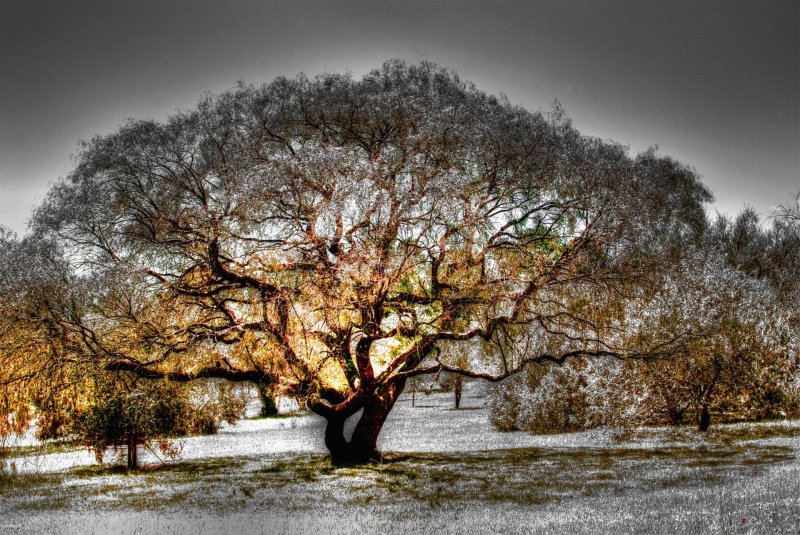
top-left (1, 0), bottom-right (797, 235)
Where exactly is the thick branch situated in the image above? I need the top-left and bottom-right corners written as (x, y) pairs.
top-left (106, 360), bottom-right (277, 384)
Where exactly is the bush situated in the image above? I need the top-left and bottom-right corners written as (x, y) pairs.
top-left (488, 378), bottom-right (523, 432)
top-left (489, 359), bottom-right (651, 434)
top-left (69, 379), bottom-right (187, 466)
top-left (182, 381), bottom-right (248, 434)
top-left (68, 377), bottom-right (248, 468)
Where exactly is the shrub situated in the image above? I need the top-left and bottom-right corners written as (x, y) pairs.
top-left (68, 377), bottom-right (248, 468)
top-left (489, 359), bottom-right (651, 434)
top-left (69, 379), bottom-right (187, 466)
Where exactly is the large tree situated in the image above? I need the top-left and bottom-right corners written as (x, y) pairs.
top-left (26, 61), bottom-right (711, 463)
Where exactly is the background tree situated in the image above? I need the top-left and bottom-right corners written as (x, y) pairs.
top-left (69, 374), bottom-right (246, 469)
top-left (438, 351), bottom-right (472, 409)
top-left (489, 206), bottom-right (800, 434)
top-left (705, 204), bottom-right (800, 421)
top-left (254, 382), bottom-right (279, 418)
top-left (769, 195), bottom-right (800, 345)
top-left (21, 61), bottom-right (711, 463)
top-left (406, 374), bottom-right (425, 408)
top-left (0, 229), bottom-right (86, 446)
top-left (640, 251), bottom-right (792, 431)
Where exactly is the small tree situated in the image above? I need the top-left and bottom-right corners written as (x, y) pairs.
top-left (406, 375), bottom-right (424, 408)
top-left (439, 352), bottom-right (472, 409)
top-left (637, 251), bottom-right (793, 431)
top-left (70, 376), bottom-right (186, 469)
top-left (68, 376), bottom-right (246, 469)
top-left (440, 373), bottom-right (465, 409)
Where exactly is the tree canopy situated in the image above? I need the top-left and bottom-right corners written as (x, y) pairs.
top-left (2, 61), bottom-right (725, 462)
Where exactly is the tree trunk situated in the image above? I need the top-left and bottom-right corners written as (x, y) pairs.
top-left (453, 377), bottom-right (463, 409)
top-left (256, 382), bottom-right (278, 417)
top-left (127, 433), bottom-right (138, 469)
top-left (667, 406), bottom-right (684, 425)
top-left (323, 380), bottom-right (406, 464)
top-left (323, 414), bottom-right (349, 460)
top-left (698, 402), bottom-right (711, 432)
top-left (698, 368), bottom-right (719, 432)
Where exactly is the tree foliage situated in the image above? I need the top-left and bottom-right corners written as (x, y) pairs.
top-left (3, 61), bottom-right (727, 462)
top-left (0, 228), bottom-right (85, 445)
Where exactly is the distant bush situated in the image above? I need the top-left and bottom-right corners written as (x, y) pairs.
top-left (33, 411), bottom-right (68, 441)
top-left (184, 382), bottom-right (248, 434)
top-left (488, 376), bottom-right (524, 432)
top-left (489, 358), bottom-right (651, 434)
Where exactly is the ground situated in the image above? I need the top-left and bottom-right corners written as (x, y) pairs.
top-left (1, 385), bottom-right (799, 534)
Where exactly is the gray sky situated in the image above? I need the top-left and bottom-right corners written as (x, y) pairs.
top-left (1, 0), bottom-right (797, 235)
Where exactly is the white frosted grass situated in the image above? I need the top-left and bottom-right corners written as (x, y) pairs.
top-left (1, 448), bottom-right (97, 475)
top-left (5, 473), bottom-right (800, 535)
top-left (378, 390), bottom-right (620, 453)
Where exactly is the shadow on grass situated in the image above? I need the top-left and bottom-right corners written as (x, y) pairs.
top-left (1, 429), bottom-right (796, 515)
top-left (0, 439), bottom-right (81, 460)
top-left (367, 443), bottom-right (795, 507)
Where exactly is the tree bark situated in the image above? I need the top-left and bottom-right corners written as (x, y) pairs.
top-left (698, 403), bottom-right (711, 432)
top-left (127, 433), bottom-right (138, 469)
top-left (323, 414), bottom-right (349, 460)
top-left (256, 382), bottom-right (278, 417)
top-left (698, 380), bottom-right (715, 432)
top-left (698, 367), bottom-right (719, 432)
top-left (322, 380), bottom-right (406, 464)
top-left (453, 377), bottom-right (463, 409)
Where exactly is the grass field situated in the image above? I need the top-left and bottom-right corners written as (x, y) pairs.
top-left (2, 386), bottom-right (799, 534)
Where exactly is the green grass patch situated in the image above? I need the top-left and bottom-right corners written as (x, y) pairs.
top-left (0, 471), bottom-right (63, 497)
